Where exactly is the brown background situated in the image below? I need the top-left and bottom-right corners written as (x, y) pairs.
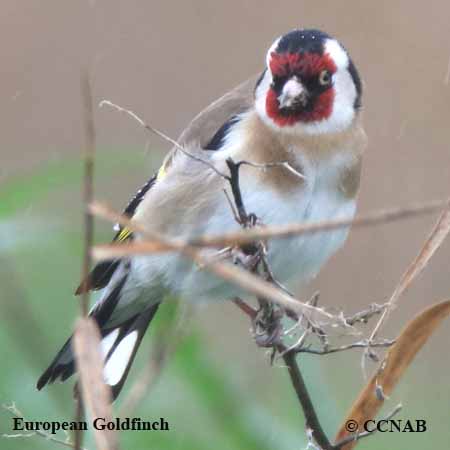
top-left (1, 1), bottom-right (450, 447)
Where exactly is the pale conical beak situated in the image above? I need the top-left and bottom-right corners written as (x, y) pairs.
top-left (278, 78), bottom-right (307, 110)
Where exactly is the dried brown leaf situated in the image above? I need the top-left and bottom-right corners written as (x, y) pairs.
top-left (369, 205), bottom-right (450, 341)
top-left (335, 299), bottom-right (450, 449)
top-left (390, 206), bottom-right (450, 302)
top-left (73, 317), bottom-right (118, 450)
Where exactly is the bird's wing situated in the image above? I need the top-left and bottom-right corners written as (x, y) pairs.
top-left (177, 74), bottom-right (258, 148)
top-left (75, 174), bottom-right (157, 294)
top-left (76, 74), bottom-right (259, 294)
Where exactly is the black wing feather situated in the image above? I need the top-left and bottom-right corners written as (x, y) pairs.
top-left (75, 174), bottom-right (157, 295)
top-left (204, 115), bottom-right (241, 150)
top-left (77, 112), bottom-right (243, 295)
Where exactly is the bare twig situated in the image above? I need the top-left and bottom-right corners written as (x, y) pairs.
top-left (294, 339), bottom-right (395, 355)
top-left (73, 318), bottom-right (118, 450)
top-left (233, 297), bottom-right (257, 318)
top-left (343, 303), bottom-right (387, 326)
top-left (223, 157), bottom-right (334, 449)
top-left (225, 158), bottom-right (251, 224)
top-left (76, 73), bottom-right (118, 450)
top-left (73, 69), bottom-right (98, 450)
top-left (80, 72), bottom-right (96, 316)
top-left (91, 200), bottom-right (450, 258)
top-left (188, 198), bottom-right (450, 248)
top-left (238, 159), bottom-right (305, 181)
top-left (99, 100), bottom-right (229, 179)
top-left (281, 347), bottom-right (334, 450)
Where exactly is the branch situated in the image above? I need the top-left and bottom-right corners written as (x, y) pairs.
top-left (343, 303), bottom-right (387, 326)
top-left (187, 198), bottom-right (450, 248)
top-left (281, 347), bottom-right (334, 450)
top-left (80, 71), bottom-right (96, 316)
top-left (294, 339), bottom-right (395, 355)
top-left (76, 72), bottom-right (118, 450)
top-left (222, 158), bottom-right (334, 450)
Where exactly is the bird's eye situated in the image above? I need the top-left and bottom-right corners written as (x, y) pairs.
top-left (318, 70), bottom-right (332, 86)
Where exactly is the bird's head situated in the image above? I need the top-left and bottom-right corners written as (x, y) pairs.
top-left (255, 29), bottom-right (362, 135)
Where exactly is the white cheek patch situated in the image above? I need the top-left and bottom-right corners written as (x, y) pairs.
top-left (254, 70), bottom-right (274, 129)
top-left (329, 69), bottom-right (358, 131)
top-left (255, 37), bottom-right (358, 136)
top-left (103, 330), bottom-right (138, 386)
top-left (324, 38), bottom-right (349, 70)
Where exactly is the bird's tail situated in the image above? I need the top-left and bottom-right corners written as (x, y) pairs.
top-left (36, 272), bottom-right (160, 400)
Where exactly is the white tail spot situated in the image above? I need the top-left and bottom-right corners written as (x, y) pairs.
top-left (103, 330), bottom-right (138, 386)
top-left (101, 329), bottom-right (119, 358)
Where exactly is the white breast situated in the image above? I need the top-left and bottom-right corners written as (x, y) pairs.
top-left (160, 149), bottom-right (357, 303)
top-left (241, 150), bottom-right (356, 286)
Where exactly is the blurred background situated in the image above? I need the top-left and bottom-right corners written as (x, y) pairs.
top-left (1, 1), bottom-right (449, 449)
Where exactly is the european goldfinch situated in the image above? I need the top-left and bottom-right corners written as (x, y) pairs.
top-left (37, 29), bottom-right (366, 399)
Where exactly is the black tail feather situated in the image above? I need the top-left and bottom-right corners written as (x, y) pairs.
top-left (36, 338), bottom-right (74, 390)
top-left (37, 273), bottom-right (129, 391)
top-left (107, 303), bottom-right (160, 400)
top-left (37, 297), bottom-right (160, 401)
top-left (71, 303), bottom-right (160, 400)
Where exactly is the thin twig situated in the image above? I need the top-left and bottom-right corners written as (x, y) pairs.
top-left (73, 69), bottom-right (97, 450)
top-left (233, 297), bottom-right (257, 318)
top-left (91, 199), bottom-right (450, 258)
top-left (187, 199), bottom-right (450, 248)
top-left (294, 339), bottom-right (395, 355)
top-left (226, 158), bottom-right (250, 224)
top-left (80, 72), bottom-right (96, 316)
top-left (343, 303), bottom-right (387, 326)
top-left (239, 160), bottom-right (305, 180)
top-left (281, 347), bottom-right (334, 450)
top-left (224, 158), bottom-right (333, 450)
top-left (99, 100), bottom-right (229, 179)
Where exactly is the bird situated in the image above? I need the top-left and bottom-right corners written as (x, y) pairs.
top-left (37, 28), bottom-right (366, 400)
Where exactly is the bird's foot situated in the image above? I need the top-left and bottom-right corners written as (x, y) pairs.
top-left (252, 301), bottom-right (283, 348)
